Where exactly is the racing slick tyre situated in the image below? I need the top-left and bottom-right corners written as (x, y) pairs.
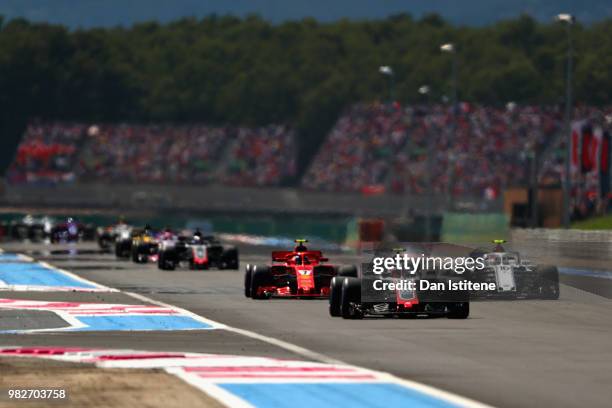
top-left (115, 241), bottom-right (130, 259)
top-left (132, 247), bottom-right (147, 264)
top-left (158, 252), bottom-right (167, 270)
top-left (98, 237), bottom-right (112, 251)
top-left (158, 251), bottom-right (175, 271)
top-left (82, 224), bottom-right (97, 241)
top-left (329, 276), bottom-right (343, 317)
top-left (221, 248), bottom-right (239, 270)
top-left (244, 264), bottom-right (253, 298)
top-left (536, 265), bottom-right (560, 300)
top-left (341, 277), bottom-right (363, 319)
top-left (30, 226), bottom-right (45, 242)
top-left (447, 302), bottom-right (470, 319)
top-left (338, 265), bottom-right (358, 277)
top-left (251, 265), bottom-right (273, 300)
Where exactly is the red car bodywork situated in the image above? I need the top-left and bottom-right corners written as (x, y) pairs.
top-left (255, 250), bottom-right (337, 298)
top-left (192, 245), bottom-right (208, 266)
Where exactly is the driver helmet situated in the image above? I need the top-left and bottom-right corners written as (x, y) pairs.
top-left (493, 239), bottom-right (506, 252)
top-left (294, 239), bottom-right (308, 252)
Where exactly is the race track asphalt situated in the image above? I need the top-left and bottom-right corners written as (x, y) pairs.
top-left (0, 241), bottom-right (611, 408)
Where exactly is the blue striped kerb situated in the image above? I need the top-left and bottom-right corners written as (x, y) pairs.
top-left (219, 383), bottom-right (459, 408)
top-left (72, 315), bottom-right (213, 331)
top-left (0, 262), bottom-right (97, 288)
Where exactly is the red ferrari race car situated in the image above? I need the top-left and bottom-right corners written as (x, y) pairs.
top-left (244, 239), bottom-right (357, 299)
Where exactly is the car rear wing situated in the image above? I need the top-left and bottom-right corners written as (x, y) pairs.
top-left (272, 250), bottom-right (325, 262)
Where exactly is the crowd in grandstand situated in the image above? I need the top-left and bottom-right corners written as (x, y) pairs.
top-left (76, 124), bottom-right (229, 184)
top-left (7, 104), bottom-right (611, 217)
top-left (221, 125), bottom-right (296, 187)
top-left (303, 102), bottom-right (569, 198)
top-left (303, 102), bottom-right (611, 214)
top-left (303, 103), bottom-right (408, 192)
top-left (7, 122), bottom-right (85, 184)
top-left (7, 123), bottom-right (296, 187)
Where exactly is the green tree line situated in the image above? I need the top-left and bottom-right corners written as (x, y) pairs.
top-left (1, 13), bottom-right (612, 174)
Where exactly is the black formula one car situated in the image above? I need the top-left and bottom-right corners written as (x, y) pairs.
top-left (114, 230), bottom-right (134, 259)
top-left (9, 215), bottom-right (55, 241)
top-left (329, 248), bottom-right (469, 320)
top-left (97, 222), bottom-right (132, 252)
top-left (130, 228), bottom-right (160, 264)
top-left (329, 273), bottom-right (470, 320)
top-left (158, 233), bottom-right (239, 270)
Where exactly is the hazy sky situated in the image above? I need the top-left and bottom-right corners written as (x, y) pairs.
top-left (0, 0), bottom-right (612, 28)
top-left (0, 0), bottom-right (601, 28)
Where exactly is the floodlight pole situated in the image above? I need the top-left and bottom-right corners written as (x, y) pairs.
top-left (379, 66), bottom-right (395, 104)
top-left (559, 14), bottom-right (574, 228)
top-left (441, 43), bottom-right (458, 210)
top-left (420, 86), bottom-right (434, 242)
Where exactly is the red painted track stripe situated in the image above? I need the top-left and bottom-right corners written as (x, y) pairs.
top-left (0, 347), bottom-right (93, 355)
top-left (183, 366), bottom-right (356, 373)
top-left (95, 354), bottom-right (188, 360)
top-left (65, 310), bottom-right (178, 315)
top-left (193, 373), bottom-right (377, 379)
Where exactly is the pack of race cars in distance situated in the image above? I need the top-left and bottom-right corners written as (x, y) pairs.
top-left (103, 223), bottom-right (239, 270)
top-left (0, 215), bottom-right (96, 243)
top-left (244, 239), bottom-right (358, 299)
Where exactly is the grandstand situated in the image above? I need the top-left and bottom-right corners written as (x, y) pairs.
top-left (304, 103), bottom-right (611, 207)
top-left (6, 104), bottom-right (611, 219)
top-left (7, 122), bottom-right (296, 187)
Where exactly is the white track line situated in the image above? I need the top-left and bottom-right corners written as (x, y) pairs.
top-left (124, 291), bottom-right (338, 364)
top-left (169, 370), bottom-right (255, 408)
top-left (122, 291), bottom-right (491, 407)
top-left (124, 291), bottom-right (226, 330)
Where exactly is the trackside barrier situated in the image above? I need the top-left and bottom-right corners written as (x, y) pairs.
top-left (441, 213), bottom-right (509, 243)
top-left (511, 228), bottom-right (612, 261)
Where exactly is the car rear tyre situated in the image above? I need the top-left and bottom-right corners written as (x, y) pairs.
top-left (341, 277), bottom-right (362, 319)
top-left (537, 265), bottom-right (560, 300)
top-left (222, 248), bottom-right (239, 270)
top-left (244, 264), bottom-right (253, 298)
top-left (447, 302), bottom-right (469, 319)
top-left (158, 251), bottom-right (176, 271)
top-left (329, 276), bottom-right (343, 317)
top-left (338, 265), bottom-right (358, 277)
top-left (158, 252), bottom-right (167, 270)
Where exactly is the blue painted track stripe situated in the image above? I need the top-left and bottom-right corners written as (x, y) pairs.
top-left (0, 262), bottom-right (97, 288)
top-left (559, 267), bottom-right (612, 280)
top-left (71, 315), bottom-right (213, 331)
top-left (219, 383), bottom-right (459, 408)
top-left (0, 253), bottom-right (25, 261)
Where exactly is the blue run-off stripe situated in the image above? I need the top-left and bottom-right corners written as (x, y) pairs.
top-left (559, 267), bottom-right (612, 280)
top-left (70, 315), bottom-right (213, 331)
top-left (0, 262), bottom-right (98, 288)
top-left (220, 383), bottom-right (459, 408)
top-left (0, 253), bottom-right (25, 261)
